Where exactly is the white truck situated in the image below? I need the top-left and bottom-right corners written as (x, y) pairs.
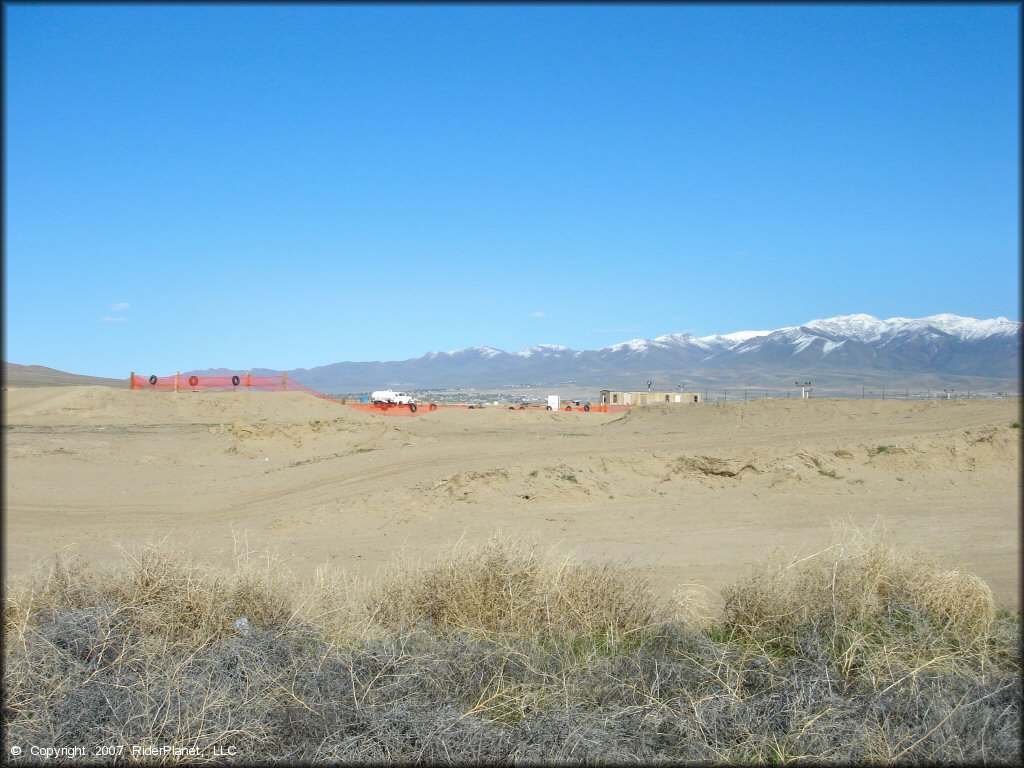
top-left (371, 390), bottom-right (416, 405)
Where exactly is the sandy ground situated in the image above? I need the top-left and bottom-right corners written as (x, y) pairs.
top-left (4, 387), bottom-right (1020, 610)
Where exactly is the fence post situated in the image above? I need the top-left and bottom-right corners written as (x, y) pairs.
top-left (175, 372), bottom-right (179, 393)
top-left (130, 371), bottom-right (135, 390)
top-left (282, 371), bottom-right (288, 391)
top-left (882, 387), bottom-right (886, 400)
top-left (724, 389), bottom-right (728, 402)
top-left (246, 371), bottom-right (251, 391)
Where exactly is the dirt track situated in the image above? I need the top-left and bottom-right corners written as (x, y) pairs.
top-left (4, 387), bottom-right (1020, 609)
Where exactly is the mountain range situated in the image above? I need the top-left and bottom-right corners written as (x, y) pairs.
top-left (192, 313), bottom-right (1021, 393)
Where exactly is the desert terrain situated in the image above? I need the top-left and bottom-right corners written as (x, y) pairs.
top-left (3, 386), bottom-right (1020, 609)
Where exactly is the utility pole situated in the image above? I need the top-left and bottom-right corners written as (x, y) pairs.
top-left (944, 388), bottom-right (954, 400)
top-left (795, 381), bottom-right (812, 399)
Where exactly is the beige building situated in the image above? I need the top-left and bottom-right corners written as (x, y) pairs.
top-left (600, 389), bottom-right (702, 405)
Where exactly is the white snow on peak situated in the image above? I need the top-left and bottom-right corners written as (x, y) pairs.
top-left (651, 332), bottom-right (713, 350)
top-left (799, 313), bottom-right (1021, 343)
top-left (898, 314), bottom-right (1021, 341)
top-left (436, 313), bottom-right (1018, 360)
top-left (801, 314), bottom-right (890, 342)
top-left (516, 344), bottom-right (571, 358)
top-left (699, 330), bottom-right (772, 346)
top-left (605, 338), bottom-right (653, 354)
top-left (448, 345), bottom-right (506, 357)
top-left (791, 334), bottom-right (821, 355)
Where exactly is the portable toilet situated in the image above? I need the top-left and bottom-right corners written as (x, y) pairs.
top-left (547, 395), bottom-right (560, 410)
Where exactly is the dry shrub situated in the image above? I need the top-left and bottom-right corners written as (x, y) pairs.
top-left (4, 537), bottom-right (370, 648)
top-left (368, 534), bottom-right (661, 641)
top-left (669, 584), bottom-right (718, 630)
top-left (912, 569), bottom-right (997, 632)
top-left (3, 531), bottom-right (1019, 764)
top-left (721, 522), bottom-right (1000, 671)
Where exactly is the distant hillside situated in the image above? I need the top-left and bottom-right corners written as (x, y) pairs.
top-left (3, 363), bottom-right (128, 388)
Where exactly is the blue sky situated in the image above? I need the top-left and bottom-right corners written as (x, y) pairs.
top-left (5, 3), bottom-right (1019, 378)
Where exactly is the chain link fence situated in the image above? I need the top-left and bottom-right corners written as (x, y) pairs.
top-left (700, 387), bottom-right (1016, 403)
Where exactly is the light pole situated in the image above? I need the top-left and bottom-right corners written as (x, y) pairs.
top-left (795, 381), bottom-right (812, 399)
top-left (943, 388), bottom-right (954, 400)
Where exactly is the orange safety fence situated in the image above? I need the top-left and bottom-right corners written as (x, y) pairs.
top-left (347, 402), bottom-right (444, 415)
top-left (131, 371), bottom-right (322, 395)
top-left (128, 372), bottom-right (626, 415)
top-left (130, 371), bottom-right (442, 415)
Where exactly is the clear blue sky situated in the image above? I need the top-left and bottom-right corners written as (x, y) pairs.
top-left (5, 3), bottom-right (1019, 378)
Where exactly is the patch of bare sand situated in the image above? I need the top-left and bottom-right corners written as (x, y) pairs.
top-left (3, 389), bottom-right (1019, 611)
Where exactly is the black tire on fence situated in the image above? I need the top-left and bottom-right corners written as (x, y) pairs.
top-left (148, 375), bottom-right (158, 385)
top-left (546, 406), bottom-right (553, 411)
top-left (584, 404), bottom-right (590, 412)
top-left (429, 403), bottom-right (437, 411)
top-left (188, 375), bottom-right (199, 387)
top-left (509, 406), bottom-right (515, 410)
top-left (232, 375), bottom-right (240, 386)
top-left (519, 406), bottom-right (525, 410)
top-left (409, 402), bottom-right (418, 413)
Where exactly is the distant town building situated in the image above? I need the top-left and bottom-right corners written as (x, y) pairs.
top-left (600, 390), bottom-right (702, 405)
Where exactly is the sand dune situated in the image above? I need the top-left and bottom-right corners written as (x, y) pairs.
top-left (4, 386), bottom-right (1019, 609)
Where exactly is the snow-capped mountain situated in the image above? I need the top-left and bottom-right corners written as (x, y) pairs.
top-left (516, 344), bottom-right (574, 358)
top-left (194, 314), bottom-right (1020, 391)
top-left (699, 330), bottom-right (772, 347)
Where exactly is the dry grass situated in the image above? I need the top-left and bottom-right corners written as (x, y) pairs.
top-left (367, 533), bottom-right (661, 642)
top-left (721, 522), bottom-right (1001, 672)
top-left (3, 527), bottom-right (1019, 764)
